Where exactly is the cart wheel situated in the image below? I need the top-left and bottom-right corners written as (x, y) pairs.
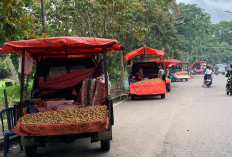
top-left (131, 95), bottom-right (135, 100)
top-left (101, 140), bottom-right (110, 151)
top-left (161, 94), bottom-right (165, 99)
top-left (25, 147), bottom-right (37, 157)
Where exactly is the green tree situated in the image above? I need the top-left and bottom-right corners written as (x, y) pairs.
top-left (176, 3), bottom-right (212, 63)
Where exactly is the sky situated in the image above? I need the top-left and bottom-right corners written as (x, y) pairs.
top-left (176, 0), bottom-right (232, 23)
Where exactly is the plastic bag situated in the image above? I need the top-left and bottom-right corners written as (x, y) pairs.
top-left (124, 78), bottom-right (129, 91)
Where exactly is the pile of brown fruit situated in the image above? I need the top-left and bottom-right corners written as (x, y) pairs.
top-left (20, 106), bottom-right (108, 125)
top-left (138, 78), bottom-right (163, 83)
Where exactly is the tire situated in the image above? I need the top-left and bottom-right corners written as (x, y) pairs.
top-left (101, 140), bottom-right (110, 151)
top-left (25, 147), bottom-right (37, 157)
top-left (131, 94), bottom-right (135, 100)
top-left (227, 91), bottom-right (230, 95)
top-left (166, 83), bottom-right (170, 92)
top-left (161, 94), bottom-right (165, 99)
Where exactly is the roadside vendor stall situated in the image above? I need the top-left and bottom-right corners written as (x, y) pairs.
top-left (125, 46), bottom-right (167, 100)
top-left (189, 61), bottom-right (206, 74)
top-left (147, 59), bottom-right (176, 92)
top-left (0, 37), bottom-right (124, 156)
top-left (169, 59), bottom-right (190, 82)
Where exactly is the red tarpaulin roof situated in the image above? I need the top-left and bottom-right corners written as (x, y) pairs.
top-left (168, 59), bottom-right (182, 64)
top-left (189, 61), bottom-right (206, 69)
top-left (0, 37), bottom-right (124, 59)
top-left (124, 47), bottom-right (166, 60)
top-left (147, 59), bottom-right (176, 68)
top-left (168, 59), bottom-right (189, 64)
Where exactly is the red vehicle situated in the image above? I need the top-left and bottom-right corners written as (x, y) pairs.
top-left (0, 37), bottom-right (124, 156)
top-left (147, 59), bottom-right (176, 92)
top-left (169, 59), bottom-right (190, 82)
top-left (125, 46), bottom-right (167, 99)
top-left (189, 61), bottom-right (206, 74)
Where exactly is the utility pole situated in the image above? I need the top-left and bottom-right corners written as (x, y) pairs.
top-left (41, 0), bottom-right (46, 33)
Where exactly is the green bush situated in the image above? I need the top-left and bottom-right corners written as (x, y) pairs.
top-left (0, 79), bottom-right (32, 109)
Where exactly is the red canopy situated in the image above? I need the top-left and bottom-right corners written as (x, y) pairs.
top-left (124, 47), bottom-right (166, 60)
top-left (168, 59), bottom-right (189, 64)
top-left (189, 61), bottom-right (206, 69)
top-left (0, 37), bottom-right (124, 59)
top-left (147, 59), bottom-right (176, 68)
top-left (168, 59), bottom-right (182, 64)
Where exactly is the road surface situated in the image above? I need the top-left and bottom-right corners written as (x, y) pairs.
top-left (2, 74), bottom-right (232, 157)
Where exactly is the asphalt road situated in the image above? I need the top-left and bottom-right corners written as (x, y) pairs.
top-left (2, 74), bottom-right (232, 157)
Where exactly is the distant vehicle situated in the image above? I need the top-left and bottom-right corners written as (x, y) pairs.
top-left (214, 64), bottom-right (226, 74)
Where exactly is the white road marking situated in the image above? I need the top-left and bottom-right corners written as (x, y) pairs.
top-left (113, 100), bottom-right (126, 107)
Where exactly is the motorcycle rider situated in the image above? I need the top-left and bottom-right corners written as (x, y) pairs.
top-left (202, 65), bottom-right (213, 86)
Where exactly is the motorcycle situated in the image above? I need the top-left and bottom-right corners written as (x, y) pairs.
top-left (226, 70), bottom-right (232, 95)
top-left (205, 75), bottom-right (212, 87)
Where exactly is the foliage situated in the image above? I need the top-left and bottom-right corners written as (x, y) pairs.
top-left (0, 57), bottom-right (10, 78)
top-left (1, 0), bottom-right (232, 90)
top-left (0, 79), bottom-right (33, 108)
top-left (175, 3), bottom-right (232, 65)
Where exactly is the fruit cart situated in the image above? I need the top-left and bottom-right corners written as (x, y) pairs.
top-left (147, 59), bottom-right (176, 92)
top-left (169, 59), bottom-right (190, 82)
top-left (125, 46), bottom-right (167, 100)
top-left (189, 61), bottom-right (206, 74)
top-left (0, 37), bottom-right (124, 156)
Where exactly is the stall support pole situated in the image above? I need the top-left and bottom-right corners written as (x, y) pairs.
top-left (120, 50), bottom-right (124, 93)
top-left (4, 89), bottom-right (11, 130)
top-left (103, 49), bottom-right (108, 100)
top-left (19, 50), bottom-right (25, 118)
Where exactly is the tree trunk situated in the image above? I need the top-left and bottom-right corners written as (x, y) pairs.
top-left (6, 55), bottom-right (19, 83)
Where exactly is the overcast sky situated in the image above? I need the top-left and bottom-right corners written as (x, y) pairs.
top-left (176, 0), bottom-right (232, 23)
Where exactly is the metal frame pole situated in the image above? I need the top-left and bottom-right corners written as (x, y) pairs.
top-left (41, 0), bottom-right (46, 33)
top-left (19, 51), bottom-right (25, 117)
top-left (20, 51), bottom-right (25, 103)
top-left (103, 49), bottom-right (108, 100)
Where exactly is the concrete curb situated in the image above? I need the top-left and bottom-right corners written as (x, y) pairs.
top-left (0, 94), bottom-right (129, 147)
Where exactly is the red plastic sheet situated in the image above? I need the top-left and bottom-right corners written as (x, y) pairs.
top-left (40, 68), bottom-right (95, 90)
top-left (12, 118), bottom-right (109, 136)
top-left (166, 78), bottom-right (171, 84)
top-left (196, 69), bottom-right (203, 73)
top-left (168, 59), bottom-right (182, 64)
top-left (0, 37), bottom-right (124, 58)
top-left (129, 81), bottom-right (166, 95)
top-left (147, 59), bottom-right (176, 68)
top-left (124, 47), bottom-right (166, 60)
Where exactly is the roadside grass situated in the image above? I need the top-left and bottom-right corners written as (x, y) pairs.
top-left (0, 79), bottom-right (32, 110)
